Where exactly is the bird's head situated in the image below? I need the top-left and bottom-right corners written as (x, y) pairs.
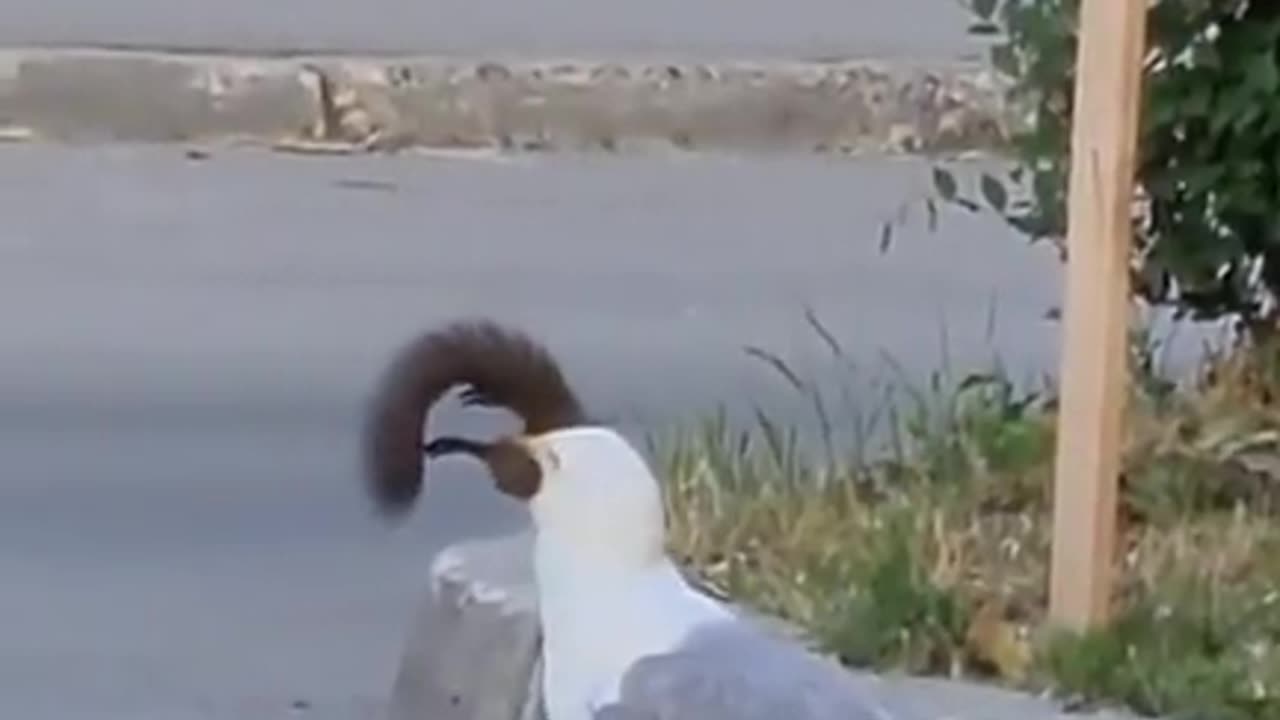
top-left (361, 319), bottom-right (666, 563)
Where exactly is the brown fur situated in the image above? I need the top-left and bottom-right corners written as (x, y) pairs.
top-left (479, 438), bottom-right (545, 500)
top-left (360, 318), bottom-right (586, 518)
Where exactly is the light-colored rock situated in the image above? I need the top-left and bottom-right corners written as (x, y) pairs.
top-left (388, 530), bottom-right (544, 720)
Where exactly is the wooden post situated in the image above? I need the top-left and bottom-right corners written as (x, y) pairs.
top-left (1048, 0), bottom-right (1148, 630)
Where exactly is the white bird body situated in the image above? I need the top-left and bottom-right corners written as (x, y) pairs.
top-left (535, 547), bottom-right (733, 720)
top-left (525, 427), bottom-right (735, 720)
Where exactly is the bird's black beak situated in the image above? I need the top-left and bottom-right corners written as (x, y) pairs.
top-left (422, 434), bottom-right (543, 501)
top-left (423, 436), bottom-right (492, 458)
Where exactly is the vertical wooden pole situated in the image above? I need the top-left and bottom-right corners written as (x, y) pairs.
top-left (1049, 0), bottom-right (1148, 631)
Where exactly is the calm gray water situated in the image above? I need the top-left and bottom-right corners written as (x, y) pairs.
top-left (0, 0), bottom-right (979, 60)
top-left (0, 145), bottom-right (1196, 718)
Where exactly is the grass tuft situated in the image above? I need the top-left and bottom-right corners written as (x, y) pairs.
top-left (649, 314), bottom-right (1280, 720)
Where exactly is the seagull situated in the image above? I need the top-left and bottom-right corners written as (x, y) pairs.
top-left (361, 318), bottom-right (907, 720)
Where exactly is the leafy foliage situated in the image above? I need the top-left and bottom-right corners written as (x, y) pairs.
top-left (924, 0), bottom-right (1280, 334)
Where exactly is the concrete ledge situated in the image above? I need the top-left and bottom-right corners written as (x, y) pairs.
top-left (394, 532), bottom-right (1146, 720)
top-left (388, 531), bottom-right (544, 720)
top-left (0, 48), bottom-right (1012, 154)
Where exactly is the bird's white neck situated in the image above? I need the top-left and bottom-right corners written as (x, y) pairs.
top-left (532, 533), bottom-right (729, 720)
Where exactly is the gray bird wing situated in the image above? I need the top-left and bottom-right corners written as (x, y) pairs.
top-left (592, 619), bottom-right (907, 720)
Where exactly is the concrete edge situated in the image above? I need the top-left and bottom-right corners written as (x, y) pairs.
top-left (0, 47), bottom-right (1016, 155)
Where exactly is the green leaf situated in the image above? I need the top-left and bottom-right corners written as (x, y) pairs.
top-left (1246, 50), bottom-right (1279, 94)
top-left (972, 0), bottom-right (998, 21)
top-left (1181, 164), bottom-right (1226, 195)
top-left (1180, 85), bottom-right (1212, 119)
top-left (932, 167), bottom-right (959, 202)
top-left (974, 0), bottom-right (1280, 330)
top-left (1194, 43), bottom-right (1222, 71)
top-left (1006, 212), bottom-right (1052, 239)
top-left (980, 174), bottom-right (1009, 212)
top-left (990, 44), bottom-right (1019, 77)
